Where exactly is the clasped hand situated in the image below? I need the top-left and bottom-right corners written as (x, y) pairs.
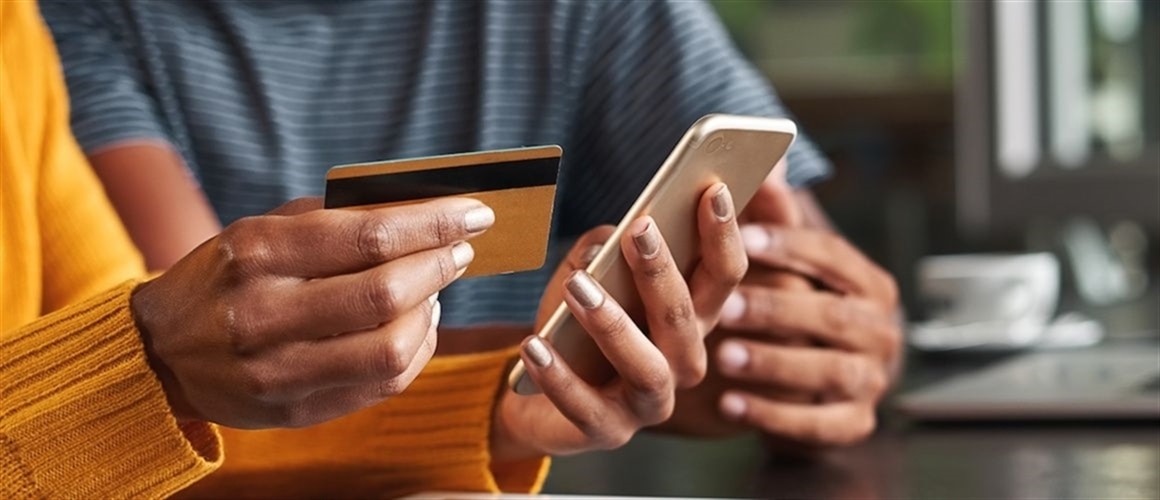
top-left (665, 174), bottom-right (903, 448)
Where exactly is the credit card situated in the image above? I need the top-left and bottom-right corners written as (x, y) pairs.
top-left (324, 146), bottom-right (561, 278)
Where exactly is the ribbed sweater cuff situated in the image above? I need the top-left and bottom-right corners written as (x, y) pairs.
top-left (364, 346), bottom-right (551, 494)
top-left (1, 281), bottom-right (222, 498)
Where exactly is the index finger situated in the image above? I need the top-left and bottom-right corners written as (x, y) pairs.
top-left (740, 224), bottom-right (895, 302)
top-left (228, 196), bottom-right (494, 278)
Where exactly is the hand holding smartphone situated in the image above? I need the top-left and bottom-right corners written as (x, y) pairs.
top-left (509, 114), bottom-right (797, 394)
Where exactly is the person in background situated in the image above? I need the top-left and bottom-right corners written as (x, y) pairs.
top-left (1, 2), bottom-right (753, 497)
top-left (42, 0), bottom-right (900, 472)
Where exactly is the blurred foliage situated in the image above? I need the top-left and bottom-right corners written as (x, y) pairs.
top-left (852, 0), bottom-right (955, 80)
top-left (711, 0), bottom-right (955, 82)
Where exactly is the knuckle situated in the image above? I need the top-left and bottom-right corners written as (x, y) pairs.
top-left (676, 353), bottom-right (708, 388)
top-left (434, 248), bottom-right (459, 282)
top-left (824, 297), bottom-right (853, 334)
top-left (626, 372), bottom-right (675, 424)
top-left (592, 425), bottom-right (634, 450)
top-left (593, 310), bottom-right (635, 339)
top-left (833, 357), bottom-right (866, 395)
top-left (706, 252), bottom-right (748, 288)
top-left (217, 218), bottom-right (268, 278)
top-left (355, 217), bottom-right (400, 263)
top-left (745, 348), bottom-right (779, 380)
top-left (224, 304), bottom-right (263, 355)
top-left (723, 256), bottom-right (749, 286)
top-left (372, 334), bottom-right (413, 380)
top-left (360, 275), bottom-right (402, 319)
top-left (549, 370), bottom-right (584, 403)
top-left (631, 368), bottom-right (672, 399)
top-left (865, 368), bottom-right (889, 397)
top-left (746, 289), bottom-right (782, 324)
top-left (641, 260), bottom-right (671, 280)
top-left (431, 209), bottom-right (461, 243)
top-left (661, 301), bottom-right (696, 332)
top-left (647, 396), bottom-right (676, 425)
top-left (238, 364), bottom-right (280, 402)
top-left (713, 239), bottom-right (750, 284)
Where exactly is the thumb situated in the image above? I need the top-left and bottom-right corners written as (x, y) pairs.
top-left (742, 160), bottom-right (802, 227)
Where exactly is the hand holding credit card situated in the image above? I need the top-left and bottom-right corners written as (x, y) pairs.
top-left (324, 146), bottom-right (562, 278)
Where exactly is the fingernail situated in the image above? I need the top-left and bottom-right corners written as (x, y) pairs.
top-left (452, 242), bottom-right (474, 269)
top-left (712, 185), bottom-right (734, 222)
top-left (524, 336), bottom-right (553, 368)
top-left (717, 341), bottom-right (750, 374)
top-left (428, 292), bottom-right (439, 305)
top-left (740, 225), bottom-right (770, 254)
top-left (431, 300), bottom-right (443, 326)
top-left (720, 393), bottom-right (748, 420)
top-left (720, 292), bottom-right (746, 322)
top-left (579, 244), bottom-right (602, 267)
top-left (566, 270), bottom-right (605, 309)
top-left (464, 206), bottom-right (496, 233)
top-left (632, 220), bottom-right (660, 259)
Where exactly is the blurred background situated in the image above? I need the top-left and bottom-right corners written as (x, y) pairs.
top-left (544, 0), bottom-right (1159, 496)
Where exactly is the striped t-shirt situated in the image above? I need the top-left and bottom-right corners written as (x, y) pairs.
top-left (42, 0), bottom-right (831, 327)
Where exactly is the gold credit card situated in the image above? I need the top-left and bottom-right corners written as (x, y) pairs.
top-left (324, 146), bottom-right (561, 278)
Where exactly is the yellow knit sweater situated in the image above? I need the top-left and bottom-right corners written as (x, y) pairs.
top-left (0, 2), bottom-right (545, 497)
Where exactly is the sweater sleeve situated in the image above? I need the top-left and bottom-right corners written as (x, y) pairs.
top-left (21, 0), bottom-right (146, 314)
top-left (176, 347), bottom-right (548, 499)
top-left (0, 282), bottom-right (223, 498)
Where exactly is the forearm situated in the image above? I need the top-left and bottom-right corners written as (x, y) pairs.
top-left (89, 143), bottom-right (221, 270)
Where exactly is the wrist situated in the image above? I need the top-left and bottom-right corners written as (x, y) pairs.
top-left (489, 397), bottom-right (539, 463)
top-left (130, 279), bottom-right (199, 423)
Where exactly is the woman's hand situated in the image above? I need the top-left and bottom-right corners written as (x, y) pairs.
top-left (490, 183), bottom-right (748, 460)
top-left (131, 196), bottom-right (495, 429)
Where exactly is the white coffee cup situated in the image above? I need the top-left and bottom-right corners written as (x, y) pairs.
top-left (916, 253), bottom-right (1060, 346)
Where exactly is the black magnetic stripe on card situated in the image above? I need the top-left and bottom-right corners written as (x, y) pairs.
top-left (324, 156), bottom-right (560, 208)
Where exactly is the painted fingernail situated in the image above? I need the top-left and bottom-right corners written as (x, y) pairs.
top-left (579, 244), bottom-right (602, 267)
top-left (464, 206), bottom-right (496, 233)
top-left (720, 292), bottom-right (746, 322)
top-left (451, 242), bottom-right (475, 271)
top-left (740, 225), bottom-right (771, 254)
top-left (712, 185), bottom-right (734, 222)
top-left (566, 270), bottom-right (605, 309)
top-left (720, 393), bottom-right (748, 420)
top-left (632, 220), bottom-right (660, 259)
top-left (717, 341), bottom-right (750, 374)
top-left (524, 336), bottom-right (553, 368)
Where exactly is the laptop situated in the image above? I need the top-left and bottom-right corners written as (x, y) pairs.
top-left (895, 341), bottom-right (1160, 420)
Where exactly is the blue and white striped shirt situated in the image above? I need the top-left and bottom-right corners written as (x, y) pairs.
top-left (42, 0), bottom-right (831, 327)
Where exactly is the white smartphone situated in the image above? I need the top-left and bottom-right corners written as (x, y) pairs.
top-left (508, 114), bottom-right (798, 394)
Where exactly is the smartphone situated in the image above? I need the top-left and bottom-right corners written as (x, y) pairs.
top-left (508, 114), bottom-right (798, 394)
